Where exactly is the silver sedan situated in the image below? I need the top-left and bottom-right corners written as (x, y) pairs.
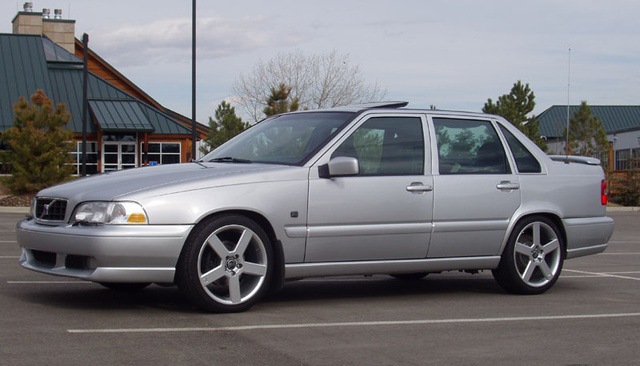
top-left (17, 103), bottom-right (614, 312)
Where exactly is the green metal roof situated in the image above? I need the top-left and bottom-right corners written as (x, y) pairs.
top-left (0, 33), bottom-right (192, 136)
top-left (89, 100), bottom-right (155, 132)
top-left (537, 105), bottom-right (640, 139)
top-left (0, 34), bottom-right (53, 131)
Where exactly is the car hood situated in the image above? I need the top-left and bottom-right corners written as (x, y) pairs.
top-left (37, 162), bottom-right (301, 202)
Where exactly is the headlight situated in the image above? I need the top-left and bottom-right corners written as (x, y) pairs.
top-left (72, 202), bottom-right (148, 225)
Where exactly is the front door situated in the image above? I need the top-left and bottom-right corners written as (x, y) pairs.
top-left (306, 115), bottom-right (433, 262)
top-left (102, 141), bottom-right (137, 172)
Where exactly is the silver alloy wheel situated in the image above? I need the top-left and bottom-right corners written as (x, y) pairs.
top-left (197, 224), bottom-right (268, 305)
top-left (512, 221), bottom-right (562, 288)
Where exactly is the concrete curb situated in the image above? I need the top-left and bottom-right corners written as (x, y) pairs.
top-left (0, 207), bottom-right (29, 214)
top-left (606, 206), bottom-right (640, 212)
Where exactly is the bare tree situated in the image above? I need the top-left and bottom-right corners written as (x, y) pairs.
top-left (232, 49), bottom-right (387, 122)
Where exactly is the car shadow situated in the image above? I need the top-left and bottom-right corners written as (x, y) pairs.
top-left (267, 273), bottom-right (502, 304)
top-left (14, 284), bottom-right (196, 313)
top-left (13, 273), bottom-right (504, 313)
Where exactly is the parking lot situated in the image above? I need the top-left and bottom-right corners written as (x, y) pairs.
top-left (1, 210), bottom-right (638, 365)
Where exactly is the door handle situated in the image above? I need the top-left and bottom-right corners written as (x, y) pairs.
top-left (496, 181), bottom-right (520, 191)
top-left (406, 183), bottom-right (433, 192)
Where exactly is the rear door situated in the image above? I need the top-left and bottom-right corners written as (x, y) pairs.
top-left (305, 114), bottom-right (433, 262)
top-left (428, 117), bottom-right (521, 258)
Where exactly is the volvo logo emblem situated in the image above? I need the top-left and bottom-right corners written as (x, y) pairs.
top-left (39, 199), bottom-right (57, 219)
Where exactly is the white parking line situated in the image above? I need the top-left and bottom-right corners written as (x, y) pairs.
top-left (606, 271), bottom-right (640, 274)
top-left (67, 312), bottom-right (640, 334)
top-left (563, 269), bottom-right (640, 281)
top-left (0, 256), bottom-right (19, 259)
top-left (599, 252), bottom-right (640, 255)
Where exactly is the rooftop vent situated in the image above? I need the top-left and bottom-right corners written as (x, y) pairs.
top-left (23, 2), bottom-right (33, 12)
top-left (54, 9), bottom-right (62, 19)
top-left (42, 8), bottom-right (50, 19)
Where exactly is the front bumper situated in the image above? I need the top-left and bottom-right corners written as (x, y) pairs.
top-left (17, 219), bottom-right (193, 283)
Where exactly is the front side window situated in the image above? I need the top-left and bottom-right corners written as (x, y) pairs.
top-left (434, 118), bottom-right (509, 175)
top-left (331, 116), bottom-right (424, 175)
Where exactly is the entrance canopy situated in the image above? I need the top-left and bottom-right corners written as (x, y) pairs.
top-left (89, 100), bottom-right (155, 133)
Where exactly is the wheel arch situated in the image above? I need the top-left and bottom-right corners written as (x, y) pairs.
top-left (175, 209), bottom-right (285, 291)
top-left (499, 211), bottom-right (568, 257)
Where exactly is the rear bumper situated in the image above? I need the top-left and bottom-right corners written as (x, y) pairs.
top-left (17, 219), bottom-right (192, 283)
top-left (564, 216), bottom-right (614, 259)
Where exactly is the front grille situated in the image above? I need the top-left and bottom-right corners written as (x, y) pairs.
top-left (35, 198), bottom-right (68, 221)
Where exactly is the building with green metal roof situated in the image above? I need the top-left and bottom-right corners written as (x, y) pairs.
top-left (1, 6), bottom-right (205, 174)
top-left (537, 105), bottom-right (640, 170)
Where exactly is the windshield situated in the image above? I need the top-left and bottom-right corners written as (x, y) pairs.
top-left (202, 112), bottom-right (355, 165)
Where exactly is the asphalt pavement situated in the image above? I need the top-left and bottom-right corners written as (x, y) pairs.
top-left (1, 211), bottom-right (638, 365)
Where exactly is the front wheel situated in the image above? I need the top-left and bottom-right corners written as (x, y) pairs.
top-left (176, 215), bottom-right (273, 313)
top-left (492, 216), bottom-right (564, 294)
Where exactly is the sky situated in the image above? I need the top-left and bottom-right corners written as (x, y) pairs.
top-left (3, 0), bottom-right (639, 123)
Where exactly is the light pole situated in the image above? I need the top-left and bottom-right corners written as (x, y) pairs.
top-left (81, 33), bottom-right (88, 176)
top-left (191, 0), bottom-right (197, 161)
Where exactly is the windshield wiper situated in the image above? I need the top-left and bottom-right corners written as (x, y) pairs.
top-left (192, 160), bottom-right (208, 168)
top-left (209, 157), bottom-right (253, 164)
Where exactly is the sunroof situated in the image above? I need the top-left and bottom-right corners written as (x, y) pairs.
top-left (41, 36), bottom-right (81, 63)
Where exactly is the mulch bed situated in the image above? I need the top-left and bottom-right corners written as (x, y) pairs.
top-left (0, 194), bottom-right (35, 207)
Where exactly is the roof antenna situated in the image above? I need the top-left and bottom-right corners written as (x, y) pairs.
top-left (565, 48), bottom-right (571, 162)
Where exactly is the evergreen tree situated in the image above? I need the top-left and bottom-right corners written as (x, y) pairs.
top-left (1, 90), bottom-right (74, 194)
top-left (564, 101), bottom-right (608, 159)
top-left (483, 80), bottom-right (547, 151)
top-left (200, 101), bottom-right (250, 154)
top-left (263, 83), bottom-right (300, 117)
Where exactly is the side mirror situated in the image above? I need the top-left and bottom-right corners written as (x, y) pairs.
top-left (319, 157), bottom-right (359, 178)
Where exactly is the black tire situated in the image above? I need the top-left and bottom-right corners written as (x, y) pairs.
top-left (492, 216), bottom-right (564, 294)
top-left (176, 214), bottom-right (273, 313)
top-left (390, 273), bottom-right (429, 281)
top-left (99, 282), bottom-right (151, 292)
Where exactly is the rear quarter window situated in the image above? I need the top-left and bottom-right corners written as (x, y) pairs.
top-left (498, 124), bottom-right (542, 173)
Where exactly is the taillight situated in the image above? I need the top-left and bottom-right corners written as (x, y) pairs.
top-left (601, 179), bottom-right (608, 206)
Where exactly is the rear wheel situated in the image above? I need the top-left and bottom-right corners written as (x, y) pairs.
top-left (492, 216), bottom-right (564, 294)
top-left (176, 215), bottom-right (273, 313)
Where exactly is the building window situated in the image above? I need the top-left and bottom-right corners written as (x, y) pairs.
top-left (70, 141), bottom-right (98, 175)
top-left (615, 149), bottom-right (630, 170)
top-left (141, 142), bottom-right (181, 165)
top-left (632, 148), bottom-right (640, 169)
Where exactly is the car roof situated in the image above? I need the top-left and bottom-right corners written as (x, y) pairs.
top-left (301, 101), bottom-right (501, 120)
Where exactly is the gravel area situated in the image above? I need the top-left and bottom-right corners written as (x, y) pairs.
top-left (0, 194), bottom-right (33, 207)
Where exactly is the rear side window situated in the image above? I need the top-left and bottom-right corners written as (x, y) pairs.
top-left (498, 125), bottom-right (542, 173)
top-left (433, 118), bottom-right (509, 175)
